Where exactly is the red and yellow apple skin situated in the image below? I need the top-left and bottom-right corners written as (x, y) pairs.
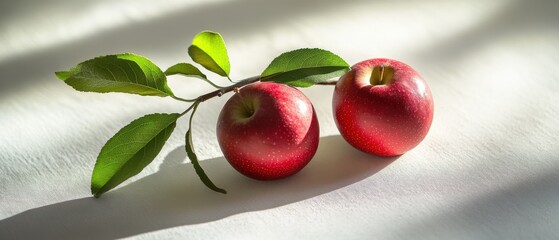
top-left (333, 58), bottom-right (434, 157)
top-left (217, 82), bottom-right (319, 180)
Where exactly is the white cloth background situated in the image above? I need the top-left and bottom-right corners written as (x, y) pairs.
top-left (1, 0), bottom-right (558, 239)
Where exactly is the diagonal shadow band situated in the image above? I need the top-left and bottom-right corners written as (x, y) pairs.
top-left (0, 135), bottom-right (397, 240)
top-left (0, 0), bottom-right (371, 95)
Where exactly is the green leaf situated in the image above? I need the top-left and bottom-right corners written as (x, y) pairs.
top-left (164, 63), bottom-right (207, 79)
top-left (56, 53), bottom-right (174, 97)
top-left (91, 113), bottom-right (180, 197)
top-left (188, 31), bottom-right (231, 77)
top-left (165, 63), bottom-right (225, 88)
top-left (185, 103), bottom-right (227, 194)
top-left (260, 48), bottom-right (349, 87)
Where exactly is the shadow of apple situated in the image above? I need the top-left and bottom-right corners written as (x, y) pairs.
top-left (0, 135), bottom-right (397, 240)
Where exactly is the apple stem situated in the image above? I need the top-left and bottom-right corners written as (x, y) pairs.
top-left (379, 66), bottom-right (385, 84)
top-left (370, 65), bottom-right (394, 86)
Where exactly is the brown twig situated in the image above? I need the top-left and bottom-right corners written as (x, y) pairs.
top-left (196, 76), bottom-right (261, 102)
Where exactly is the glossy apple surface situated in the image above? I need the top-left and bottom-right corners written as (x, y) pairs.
top-left (333, 58), bottom-right (434, 156)
top-left (217, 82), bottom-right (319, 180)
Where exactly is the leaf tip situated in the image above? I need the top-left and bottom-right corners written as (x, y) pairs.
top-left (91, 184), bottom-right (101, 197)
top-left (91, 189), bottom-right (101, 198)
top-left (55, 71), bottom-right (71, 81)
top-left (194, 30), bottom-right (222, 40)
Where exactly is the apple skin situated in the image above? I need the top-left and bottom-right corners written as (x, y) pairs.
top-left (217, 82), bottom-right (319, 180)
top-left (333, 58), bottom-right (434, 157)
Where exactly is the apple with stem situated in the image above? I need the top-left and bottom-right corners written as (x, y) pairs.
top-left (333, 58), bottom-right (434, 157)
top-left (217, 82), bottom-right (319, 180)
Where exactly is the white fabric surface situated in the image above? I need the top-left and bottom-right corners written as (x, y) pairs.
top-left (1, 0), bottom-right (558, 239)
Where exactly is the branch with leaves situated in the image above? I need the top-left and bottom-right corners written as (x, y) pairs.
top-left (56, 31), bottom-right (349, 197)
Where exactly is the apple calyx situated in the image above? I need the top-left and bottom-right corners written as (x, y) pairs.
top-left (369, 65), bottom-right (394, 86)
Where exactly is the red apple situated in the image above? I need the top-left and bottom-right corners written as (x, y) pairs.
top-left (217, 82), bottom-right (319, 180)
top-left (333, 58), bottom-right (434, 156)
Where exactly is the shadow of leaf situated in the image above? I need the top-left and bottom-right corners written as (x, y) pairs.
top-left (0, 135), bottom-right (397, 240)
